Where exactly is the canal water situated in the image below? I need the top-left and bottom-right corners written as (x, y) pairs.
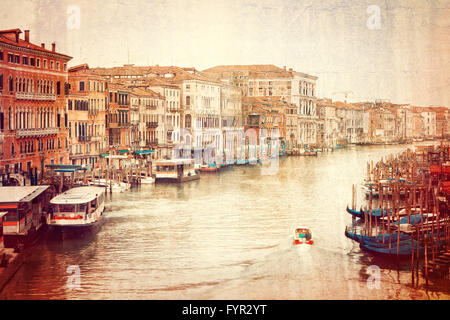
top-left (1, 144), bottom-right (449, 299)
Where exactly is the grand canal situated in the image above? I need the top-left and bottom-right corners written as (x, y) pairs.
top-left (1, 144), bottom-right (449, 299)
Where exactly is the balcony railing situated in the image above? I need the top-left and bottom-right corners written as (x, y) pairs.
top-left (91, 136), bottom-right (103, 142)
top-left (146, 139), bottom-right (158, 145)
top-left (15, 92), bottom-right (57, 101)
top-left (78, 136), bottom-right (91, 142)
top-left (108, 122), bottom-right (131, 128)
top-left (15, 127), bottom-right (59, 138)
top-left (146, 122), bottom-right (158, 128)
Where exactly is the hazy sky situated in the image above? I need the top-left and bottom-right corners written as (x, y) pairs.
top-left (2, 0), bottom-right (449, 106)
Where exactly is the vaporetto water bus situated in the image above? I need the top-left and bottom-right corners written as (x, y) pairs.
top-left (154, 159), bottom-right (200, 183)
top-left (47, 186), bottom-right (105, 237)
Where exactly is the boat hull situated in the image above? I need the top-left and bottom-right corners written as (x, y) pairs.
top-left (47, 219), bottom-right (103, 240)
top-left (294, 239), bottom-right (314, 245)
top-left (156, 174), bottom-right (200, 183)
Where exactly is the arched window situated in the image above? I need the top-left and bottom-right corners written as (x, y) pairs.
top-left (9, 77), bottom-right (13, 92)
top-left (185, 114), bottom-right (191, 128)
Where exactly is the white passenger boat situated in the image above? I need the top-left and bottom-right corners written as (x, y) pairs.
top-left (90, 179), bottom-right (130, 193)
top-left (47, 186), bottom-right (105, 237)
top-left (139, 175), bottom-right (155, 184)
top-left (155, 159), bottom-right (199, 183)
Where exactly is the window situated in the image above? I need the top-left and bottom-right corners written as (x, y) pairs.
top-left (56, 81), bottom-right (61, 95)
top-left (50, 61), bottom-right (54, 70)
top-left (22, 56), bottom-right (28, 65)
top-left (79, 81), bottom-right (85, 91)
top-left (8, 77), bottom-right (13, 92)
top-left (56, 62), bottom-right (60, 71)
top-left (30, 57), bottom-right (35, 66)
top-left (0, 74), bottom-right (3, 91)
top-left (43, 59), bottom-right (47, 68)
top-left (63, 64), bottom-right (67, 72)
top-left (14, 55), bottom-right (20, 64)
top-left (0, 50), bottom-right (3, 61)
top-left (186, 96), bottom-right (190, 106)
top-left (36, 58), bottom-right (40, 68)
top-left (0, 110), bottom-right (4, 130)
top-left (7, 53), bottom-right (14, 63)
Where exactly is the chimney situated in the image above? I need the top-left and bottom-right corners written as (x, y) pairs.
top-left (52, 43), bottom-right (56, 52)
top-left (15, 31), bottom-right (19, 43)
top-left (24, 30), bottom-right (30, 43)
top-left (41, 43), bottom-right (45, 49)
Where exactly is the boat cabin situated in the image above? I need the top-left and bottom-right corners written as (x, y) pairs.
top-left (294, 227), bottom-right (313, 245)
top-left (48, 187), bottom-right (105, 226)
top-left (0, 186), bottom-right (50, 247)
top-left (155, 159), bottom-right (199, 182)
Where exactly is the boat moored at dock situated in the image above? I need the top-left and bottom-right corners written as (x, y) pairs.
top-left (47, 186), bottom-right (105, 238)
top-left (155, 159), bottom-right (200, 183)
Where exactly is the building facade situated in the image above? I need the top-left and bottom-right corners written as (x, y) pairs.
top-left (0, 28), bottom-right (72, 183)
top-left (67, 64), bottom-right (108, 167)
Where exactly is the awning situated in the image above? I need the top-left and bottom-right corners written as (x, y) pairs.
top-left (134, 150), bottom-right (154, 154)
top-left (45, 164), bottom-right (82, 169)
top-left (118, 149), bottom-right (129, 153)
top-left (54, 168), bottom-right (87, 173)
top-left (100, 153), bottom-right (110, 158)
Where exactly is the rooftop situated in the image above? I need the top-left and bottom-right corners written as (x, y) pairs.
top-left (0, 186), bottom-right (50, 203)
top-left (50, 186), bottom-right (104, 205)
top-left (0, 28), bottom-right (72, 60)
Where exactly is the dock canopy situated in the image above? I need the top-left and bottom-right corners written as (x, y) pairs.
top-left (45, 164), bottom-right (87, 173)
top-left (45, 164), bottom-right (82, 169)
top-left (155, 158), bottom-right (195, 166)
top-left (0, 186), bottom-right (50, 204)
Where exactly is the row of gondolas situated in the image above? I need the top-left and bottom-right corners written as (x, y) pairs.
top-left (344, 180), bottom-right (446, 258)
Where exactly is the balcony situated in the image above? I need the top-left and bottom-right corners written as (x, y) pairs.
top-left (146, 139), bottom-right (158, 146)
top-left (15, 92), bottom-right (57, 101)
top-left (146, 122), bottom-right (158, 128)
top-left (167, 107), bottom-right (181, 113)
top-left (91, 136), bottom-right (103, 142)
top-left (108, 122), bottom-right (131, 129)
top-left (78, 136), bottom-right (91, 142)
top-left (15, 127), bottom-right (59, 138)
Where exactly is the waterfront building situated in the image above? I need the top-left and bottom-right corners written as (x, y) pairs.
top-left (107, 82), bottom-right (131, 153)
top-left (433, 107), bottom-right (449, 138)
top-left (317, 99), bottom-right (335, 148)
top-left (219, 82), bottom-right (243, 164)
top-left (129, 87), bottom-right (166, 159)
top-left (67, 64), bottom-right (108, 167)
top-left (203, 65), bottom-right (318, 149)
top-left (367, 106), bottom-right (396, 143)
top-left (412, 111), bottom-right (425, 138)
top-left (412, 106), bottom-right (437, 138)
top-left (394, 105), bottom-right (413, 141)
top-left (0, 28), bottom-right (72, 183)
top-left (243, 96), bottom-right (287, 157)
top-left (290, 71), bottom-right (318, 148)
